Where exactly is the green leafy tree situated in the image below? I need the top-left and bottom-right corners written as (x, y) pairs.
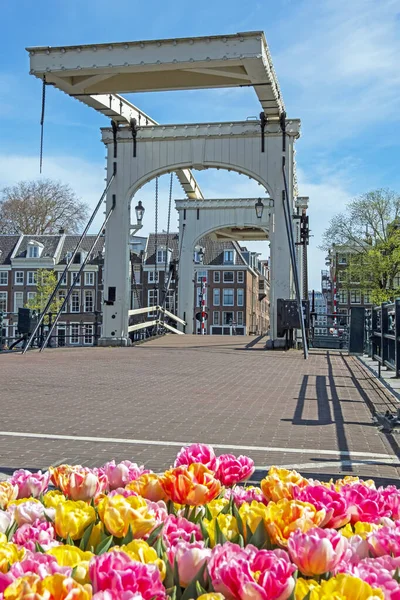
top-left (25, 269), bottom-right (64, 322)
top-left (321, 189), bottom-right (400, 303)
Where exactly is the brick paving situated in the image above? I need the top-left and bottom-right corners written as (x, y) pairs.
top-left (0, 336), bottom-right (399, 484)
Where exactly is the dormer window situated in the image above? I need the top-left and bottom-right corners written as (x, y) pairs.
top-left (27, 241), bottom-right (44, 258)
top-left (156, 248), bottom-right (171, 265)
top-left (224, 250), bottom-right (235, 265)
top-left (73, 251), bottom-right (87, 265)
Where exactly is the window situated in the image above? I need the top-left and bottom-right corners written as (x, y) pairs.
top-left (213, 311), bottom-right (220, 325)
top-left (213, 289), bottom-right (220, 306)
top-left (237, 289), bottom-right (244, 306)
top-left (15, 271), bottom-right (24, 285)
top-left (84, 272), bottom-right (94, 286)
top-left (157, 249), bottom-right (168, 264)
top-left (57, 325), bottom-right (66, 347)
top-left (71, 273), bottom-right (81, 286)
top-left (71, 291), bottom-right (80, 313)
top-left (70, 324), bottom-right (80, 345)
top-left (223, 311), bottom-right (234, 325)
top-left (148, 290), bottom-right (159, 315)
top-left (196, 271), bottom-right (207, 283)
top-left (223, 289), bottom-right (234, 306)
top-left (27, 291), bottom-right (36, 302)
top-left (14, 292), bottom-right (24, 312)
top-left (65, 252), bottom-right (72, 262)
top-left (338, 290), bottom-right (347, 304)
top-left (196, 287), bottom-right (207, 307)
top-left (132, 268), bottom-right (141, 284)
top-left (350, 290), bottom-right (361, 304)
top-left (237, 271), bottom-right (244, 283)
top-left (213, 272), bottom-right (220, 283)
top-left (0, 292), bottom-right (7, 312)
top-left (58, 272), bottom-right (67, 285)
top-left (223, 271), bottom-right (234, 283)
top-left (224, 250), bottom-right (234, 264)
top-left (58, 290), bottom-right (67, 313)
top-left (237, 311), bottom-right (244, 325)
top-left (0, 272), bottom-right (8, 286)
top-left (364, 292), bottom-right (372, 304)
top-left (148, 271), bottom-right (159, 284)
top-left (84, 324), bottom-right (94, 345)
top-left (28, 245), bottom-right (40, 258)
top-left (337, 271), bottom-right (345, 283)
top-left (27, 271), bottom-right (37, 285)
top-left (165, 290), bottom-right (175, 312)
top-left (84, 290), bottom-right (94, 312)
top-left (338, 254), bottom-right (347, 265)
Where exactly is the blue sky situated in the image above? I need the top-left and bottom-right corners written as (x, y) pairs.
top-left (1, 0), bottom-right (399, 289)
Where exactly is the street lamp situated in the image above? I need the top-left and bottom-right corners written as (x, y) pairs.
top-left (134, 201), bottom-right (145, 225)
top-left (198, 247), bottom-right (205, 264)
top-left (255, 198), bottom-right (264, 219)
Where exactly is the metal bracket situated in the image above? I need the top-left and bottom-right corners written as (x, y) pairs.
top-left (130, 118), bottom-right (138, 157)
top-left (111, 120), bottom-right (118, 158)
top-left (280, 110), bottom-right (287, 152)
top-left (260, 112), bottom-right (267, 153)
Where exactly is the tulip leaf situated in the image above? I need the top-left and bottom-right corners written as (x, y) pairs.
top-left (71, 566), bottom-right (78, 579)
top-left (163, 555), bottom-right (175, 589)
top-left (166, 500), bottom-right (177, 516)
top-left (122, 524), bottom-right (134, 545)
top-left (35, 541), bottom-right (45, 553)
top-left (79, 522), bottom-right (95, 551)
top-left (248, 519), bottom-right (268, 549)
top-left (245, 523), bottom-right (253, 545)
top-left (232, 504), bottom-right (244, 537)
top-left (39, 492), bottom-right (45, 505)
top-left (95, 534), bottom-right (114, 555)
top-left (180, 561), bottom-right (208, 600)
top-left (174, 558), bottom-right (181, 600)
top-left (193, 508), bottom-right (205, 524)
top-left (206, 567), bottom-right (215, 592)
top-left (237, 533), bottom-right (244, 548)
top-left (199, 520), bottom-right (209, 544)
top-left (394, 567), bottom-right (400, 583)
top-left (302, 593), bottom-right (312, 600)
top-left (196, 581), bottom-right (207, 596)
top-left (215, 518), bottom-right (227, 546)
top-left (154, 535), bottom-right (165, 559)
top-left (66, 534), bottom-right (75, 546)
top-left (6, 520), bottom-right (18, 542)
top-left (183, 504), bottom-right (191, 519)
top-left (167, 587), bottom-right (177, 600)
top-left (147, 523), bottom-right (164, 547)
top-left (220, 500), bottom-right (232, 515)
top-left (204, 505), bottom-right (213, 521)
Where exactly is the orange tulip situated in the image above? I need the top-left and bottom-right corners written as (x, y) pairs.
top-left (264, 498), bottom-right (326, 546)
top-left (261, 467), bottom-right (309, 502)
top-left (126, 473), bottom-right (167, 502)
top-left (160, 464), bottom-right (221, 506)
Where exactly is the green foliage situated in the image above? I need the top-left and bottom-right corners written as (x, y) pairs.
top-left (25, 269), bottom-right (64, 322)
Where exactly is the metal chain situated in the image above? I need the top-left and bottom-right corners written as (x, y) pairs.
top-left (40, 76), bottom-right (46, 174)
top-left (162, 173), bottom-right (174, 308)
top-left (154, 176), bottom-right (159, 298)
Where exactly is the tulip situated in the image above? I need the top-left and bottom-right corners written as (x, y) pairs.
top-left (0, 542), bottom-right (25, 573)
top-left (47, 545), bottom-right (94, 585)
top-left (337, 555), bottom-right (400, 598)
top-left (8, 552), bottom-right (71, 580)
top-left (300, 573), bottom-right (385, 599)
top-left (102, 460), bottom-right (150, 490)
top-left (0, 511), bottom-right (12, 535)
top-left (294, 484), bottom-right (351, 529)
top-left (294, 578), bottom-right (320, 600)
top-left (342, 483), bottom-right (390, 524)
top-left (368, 526), bottom-right (400, 558)
top-left (126, 473), bottom-right (167, 502)
top-left (174, 443), bottom-right (218, 471)
top-left (263, 498), bottom-right (326, 547)
top-left (12, 519), bottom-right (60, 552)
top-left (379, 485), bottom-right (400, 520)
top-left (168, 540), bottom-right (212, 587)
top-left (3, 573), bottom-right (92, 599)
top-left (97, 494), bottom-right (155, 539)
top-left (288, 527), bottom-right (349, 576)
top-left (0, 482), bottom-right (18, 510)
top-left (9, 469), bottom-right (50, 500)
top-left (10, 500), bottom-right (53, 527)
top-left (89, 551), bottom-right (166, 599)
top-left (225, 486), bottom-right (267, 508)
top-left (50, 465), bottom-right (107, 501)
top-left (207, 498), bottom-right (230, 518)
top-left (215, 454), bottom-right (254, 487)
top-left (111, 540), bottom-right (166, 580)
top-left (162, 514), bottom-right (202, 547)
top-left (261, 467), bottom-right (309, 502)
top-left (42, 490), bottom-right (67, 509)
top-left (198, 596), bottom-right (225, 600)
top-left (160, 464), bottom-right (221, 506)
top-left (204, 514), bottom-right (238, 547)
top-left (54, 500), bottom-right (96, 541)
top-left (239, 500), bottom-right (269, 540)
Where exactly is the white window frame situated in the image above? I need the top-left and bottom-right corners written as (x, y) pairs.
top-left (0, 292), bottom-right (7, 312)
top-left (223, 289), bottom-right (234, 306)
top-left (237, 271), bottom-right (244, 283)
top-left (338, 290), bottom-right (347, 304)
top-left (213, 271), bottom-right (220, 283)
top-left (196, 271), bottom-right (207, 283)
top-left (71, 272), bottom-right (81, 286)
top-left (58, 290), bottom-right (67, 313)
top-left (70, 291), bottom-right (80, 313)
top-left (84, 290), bottom-right (94, 313)
top-left (57, 324), bottom-right (66, 347)
top-left (84, 272), bottom-right (94, 286)
top-left (165, 290), bottom-right (175, 312)
top-left (28, 245), bottom-right (40, 258)
top-left (15, 271), bottom-right (24, 285)
top-left (223, 271), bottom-right (234, 283)
top-left (224, 250), bottom-right (234, 265)
top-left (58, 272), bottom-right (67, 285)
top-left (363, 292), bottom-right (372, 304)
top-left (213, 311), bottom-right (220, 325)
top-left (338, 254), bottom-right (347, 265)
top-left (148, 271), bottom-right (159, 284)
top-left (27, 271), bottom-right (37, 285)
top-left (14, 291), bottom-right (24, 312)
top-left (156, 249), bottom-right (167, 264)
top-left (237, 288), bottom-right (244, 307)
top-left (350, 290), bottom-right (361, 304)
top-left (148, 289), bottom-right (159, 316)
top-left (223, 311), bottom-right (234, 325)
top-left (27, 291), bottom-right (36, 302)
top-left (0, 272), bottom-right (8, 286)
top-left (70, 323), bottom-right (80, 345)
top-left (196, 287), bottom-right (207, 308)
top-left (213, 288), bottom-right (220, 306)
top-left (84, 324), bottom-right (94, 345)
top-left (237, 311), bottom-right (244, 326)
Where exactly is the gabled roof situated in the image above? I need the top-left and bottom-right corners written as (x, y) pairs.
top-left (57, 235), bottom-right (105, 265)
top-left (0, 235), bottom-right (20, 265)
top-left (13, 235), bottom-right (61, 259)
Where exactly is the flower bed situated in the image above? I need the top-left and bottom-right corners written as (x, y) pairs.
top-left (0, 443), bottom-right (399, 599)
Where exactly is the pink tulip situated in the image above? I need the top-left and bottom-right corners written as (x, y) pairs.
top-left (89, 551), bottom-right (166, 599)
top-left (163, 514), bottom-right (202, 547)
top-left (225, 486), bottom-right (267, 507)
top-left (108, 488), bottom-right (139, 499)
top-left (102, 460), bottom-right (150, 490)
top-left (145, 499), bottom-right (168, 528)
top-left (339, 556), bottom-right (400, 599)
top-left (380, 486), bottom-right (400, 520)
top-left (368, 527), bottom-right (400, 558)
top-left (342, 483), bottom-right (391, 523)
top-left (9, 469), bottom-right (50, 499)
top-left (168, 540), bottom-right (212, 587)
top-left (0, 553), bottom-right (71, 593)
top-left (294, 484), bottom-right (351, 529)
top-left (69, 469), bottom-right (104, 501)
top-left (93, 592), bottom-right (145, 600)
top-left (209, 542), bottom-right (295, 600)
top-left (0, 510), bottom-right (12, 534)
top-left (174, 443), bottom-right (218, 471)
top-left (215, 454), bottom-right (255, 487)
top-left (9, 500), bottom-right (53, 526)
top-left (12, 518), bottom-right (60, 552)
top-left (288, 528), bottom-right (349, 576)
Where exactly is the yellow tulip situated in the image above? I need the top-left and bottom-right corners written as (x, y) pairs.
top-left (261, 467), bottom-right (309, 502)
top-left (0, 534), bottom-right (6, 544)
top-left (340, 522), bottom-right (382, 540)
top-left (7, 497), bottom-right (40, 508)
top-left (87, 521), bottom-right (104, 550)
top-left (0, 482), bottom-right (18, 510)
top-left (239, 500), bottom-right (268, 539)
top-left (204, 514), bottom-right (238, 547)
top-left (198, 595), bottom-right (225, 600)
top-left (97, 494), bottom-right (155, 538)
top-left (295, 578), bottom-right (320, 600)
top-left (207, 498), bottom-right (230, 518)
top-left (111, 540), bottom-right (166, 580)
top-left (47, 545), bottom-right (94, 585)
top-left (0, 542), bottom-right (25, 573)
top-left (3, 573), bottom-right (92, 600)
top-left (333, 476), bottom-right (375, 490)
top-left (43, 490), bottom-right (67, 508)
top-left (54, 500), bottom-right (96, 541)
top-left (263, 498), bottom-right (326, 547)
top-left (311, 574), bottom-right (384, 600)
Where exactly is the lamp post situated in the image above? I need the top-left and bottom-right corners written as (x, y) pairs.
top-left (255, 198), bottom-right (264, 219)
top-left (131, 201), bottom-right (145, 235)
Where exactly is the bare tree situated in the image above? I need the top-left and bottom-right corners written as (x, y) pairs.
top-left (0, 179), bottom-right (89, 234)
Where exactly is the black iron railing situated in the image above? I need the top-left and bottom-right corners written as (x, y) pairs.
top-left (367, 301), bottom-right (400, 377)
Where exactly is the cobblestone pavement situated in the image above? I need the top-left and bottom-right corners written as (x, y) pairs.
top-left (0, 336), bottom-right (399, 484)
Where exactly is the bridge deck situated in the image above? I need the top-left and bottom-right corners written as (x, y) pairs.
top-left (0, 335), bottom-right (399, 484)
